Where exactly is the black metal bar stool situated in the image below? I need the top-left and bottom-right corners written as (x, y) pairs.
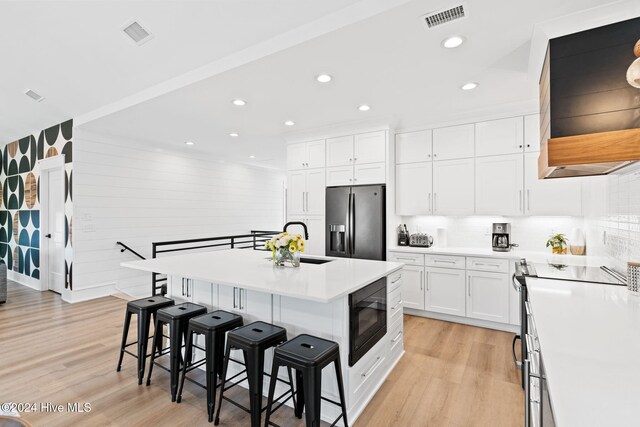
top-left (176, 310), bottom-right (244, 422)
top-left (213, 321), bottom-right (293, 427)
top-left (146, 302), bottom-right (208, 401)
top-left (116, 295), bottom-right (175, 385)
top-left (264, 334), bottom-right (349, 427)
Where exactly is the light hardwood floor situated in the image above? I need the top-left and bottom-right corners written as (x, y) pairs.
top-left (0, 282), bottom-right (523, 426)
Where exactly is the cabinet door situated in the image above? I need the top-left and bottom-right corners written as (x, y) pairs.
top-left (241, 290), bottom-right (272, 324)
top-left (466, 271), bottom-right (509, 324)
top-left (432, 124), bottom-right (475, 160)
top-left (287, 171), bottom-right (306, 215)
top-left (168, 276), bottom-right (188, 304)
top-left (425, 267), bottom-right (466, 316)
top-left (354, 131), bottom-right (386, 164)
top-left (475, 154), bottom-right (524, 215)
top-left (326, 166), bottom-right (353, 186)
top-left (524, 152), bottom-right (582, 216)
top-left (286, 143), bottom-right (307, 170)
top-left (304, 216), bottom-right (325, 256)
top-left (217, 285), bottom-right (241, 314)
top-left (524, 114), bottom-right (540, 152)
top-left (475, 117), bottom-right (524, 156)
top-left (306, 140), bottom-right (326, 169)
top-left (396, 162), bottom-right (432, 215)
top-left (191, 280), bottom-right (213, 309)
top-left (326, 136), bottom-right (354, 167)
top-left (433, 158), bottom-right (475, 215)
top-left (354, 163), bottom-right (385, 185)
top-left (396, 130), bottom-right (432, 164)
top-left (401, 265), bottom-right (424, 310)
top-left (305, 168), bottom-right (325, 215)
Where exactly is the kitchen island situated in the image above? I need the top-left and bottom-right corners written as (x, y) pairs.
top-left (121, 249), bottom-right (404, 425)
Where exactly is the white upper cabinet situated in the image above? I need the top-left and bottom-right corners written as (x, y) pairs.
top-left (396, 162), bottom-right (432, 215)
top-left (354, 163), bottom-right (385, 185)
top-left (326, 166), bottom-right (353, 187)
top-left (287, 169), bottom-right (325, 215)
top-left (432, 158), bottom-right (475, 215)
top-left (396, 131), bottom-right (432, 164)
top-left (475, 117), bottom-right (524, 157)
top-left (286, 140), bottom-right (326, 170)
top-left (432, 124), bottom-right (475, 160)
top-left (475, 154), bottom-right (524, 216)
top-left (326, 136), bottom-right (354, 167)
top-left (524, 152), bottom-right (582, 216)
top-left (286, 215), bottom-right (325, 256)
top-left (354, 131), bottom-right (386, 164)
top-left (524, 114), bottom-right (541, 152)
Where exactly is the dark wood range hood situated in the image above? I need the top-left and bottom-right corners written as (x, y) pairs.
top-left (538, 17), bottom-right (640, 179)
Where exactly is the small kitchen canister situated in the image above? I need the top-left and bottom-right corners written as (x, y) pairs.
top-left (627, 261), bottom-right (640, 294)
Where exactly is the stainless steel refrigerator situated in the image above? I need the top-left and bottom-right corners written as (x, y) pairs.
top-left (325, 185), bottom-right (386, 260)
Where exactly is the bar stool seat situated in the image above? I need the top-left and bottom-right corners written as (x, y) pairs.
top-left (146, 302), bottom-right (208, 401)
top-left (116, 295), bottom-right (175, 385)
top-left (176, 310), bottom-right (244, 422)
top-left (265, 334), bottom-right (349, 427)
top-left (214, 321), bottom-right (292, 427)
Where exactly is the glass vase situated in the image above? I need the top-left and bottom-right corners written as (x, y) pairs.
top-left (290, 251), bottom-right (301, 267)
top-left (273, 248), bottom-right (287, 266)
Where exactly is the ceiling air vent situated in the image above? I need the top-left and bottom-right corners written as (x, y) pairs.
top-left (24, 89), bottom-right (44, 102)
top-left (122, 20), bottom-right (154, 46)
top-left (421, 4), bottom-right (466, 28)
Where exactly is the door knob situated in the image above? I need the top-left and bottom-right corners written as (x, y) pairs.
top-left (45, 234), bottom-right (52, 238)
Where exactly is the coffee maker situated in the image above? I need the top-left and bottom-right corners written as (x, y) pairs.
top-left (492, 223), bottom-right (512, 252)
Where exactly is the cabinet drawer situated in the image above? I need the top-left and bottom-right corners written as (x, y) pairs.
top-left (388, 286), bottom-right (403, 324)
top-left (388, 317), bottom-right (403, 358)
top-left (466, 257), bottom-right (509, 273)
top-left (388, 271), bottom-right (403, 293)
top-left (425, 254), bottom-right (465, 269)
top-left (349, 339), bottom-right (387, 404)
top-left (389, 252), bottom-right (424, 266)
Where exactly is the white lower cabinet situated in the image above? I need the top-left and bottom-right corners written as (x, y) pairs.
top-left (466, 270), bottom-right (510, 324)
top-left (425, 267), bottom-right (466, 316)
top-left (218, 285), bottom-right (272, 324)
top-left (168, 277), bottom-right (215, 308)
top-left (401, 265), bottom-right (425, 310)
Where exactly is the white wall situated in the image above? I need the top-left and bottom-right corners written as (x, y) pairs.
top-left (400, 215), bottom-right (584, 252)
top-left (73, 130), bottom-right (285, 298)
top-left (583, 165), bottom-right (640, 272)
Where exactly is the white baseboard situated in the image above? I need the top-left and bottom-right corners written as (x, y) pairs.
top-left (7, 271), bottom-right (41, 291)
top-left (62, 282), bottom-right (117, 304)
top-left (404, 308), bottom-right (520, 333)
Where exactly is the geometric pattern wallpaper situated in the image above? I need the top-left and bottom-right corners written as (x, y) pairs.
top-left (0, 119), bottom-right (73, 289)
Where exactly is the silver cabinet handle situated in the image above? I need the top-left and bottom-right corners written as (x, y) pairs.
top-left (519, 190), bottom-right (523, 213)
top-left (527, 189), bottom-right (531, 212)
top-left (433, 193), bottom-right (437, 212)
top-left (307, 192), bottom-right (310, 212)
top-left (239, 288), bottom-right (245, 310)
top-left (420, 270), bottom-right (423, 291)
top-left (361, 356), bottom-right (382, 378)
top-left (349, 158), bottom-right (353, 162)
top-left (391, 330), bottom-right (403, 343)
top-left (428, 192), bottom-right (432, 212)
top-left (426, 271), bottom-right (429, 291)
top-left (391, 275), bottom-right (402, 284)
top-left (468, 275), bottom-right (472, 297)
top-left (474, 262), bottom-right (501, 269)
top-left (391, 300), bottom-right (403, 311)
top-left (233, 287), bottom-right (238, 309)
top-left (186, 279), bottom-right (191, 298)
top-left (181, 278), bottom-right (185, 296)
top-left (396, 257), bottom-right (417, 262)
top-left (434, 259), bottom-right (456, 264)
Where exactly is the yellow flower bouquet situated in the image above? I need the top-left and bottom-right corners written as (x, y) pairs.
top-left (265, 232), bottom-right (305, 267)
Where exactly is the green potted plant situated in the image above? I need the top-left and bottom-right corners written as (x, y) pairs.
top-left (546, 233), bottom-right (568, 254)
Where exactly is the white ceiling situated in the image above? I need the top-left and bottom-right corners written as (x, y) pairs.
top-left (0, 0), bottom-right (375, 142)
top-left (5, 0), bottom-right (636, 169)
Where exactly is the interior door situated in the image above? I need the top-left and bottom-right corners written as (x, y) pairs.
top-left (351, 185), bottom-right (385, 260)
top-left (44, 167), bottom-right (66, 294)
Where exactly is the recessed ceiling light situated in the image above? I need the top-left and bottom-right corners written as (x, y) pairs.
top-left (442, 36), bottom-right (465, 49)
top-left (249, 155), bottom-right (255, 159)
top-left (316, 74), bottom-right (332, 83)
top-left (284, 120), bottom-right (295, 126)
top-left (185, 141), bottom-right (195, 146)
top-left (229, 132), bottom-right (239, 137)
top-left (232, 99), bottom-right (246, 106)
top-left (24, 89), bottom-right (44, 102)
top-left (358, 104), bottom-right (371, 111)
top-left (460, 82), bottom-right (478, 91)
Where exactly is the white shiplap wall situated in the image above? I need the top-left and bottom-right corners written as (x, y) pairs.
top-left (73, 131), bottom-right (285, 297)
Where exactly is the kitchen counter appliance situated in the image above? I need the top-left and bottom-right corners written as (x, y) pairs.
top-left (409, 233), bottom-right (433, 247)
top-left (492, 223), bottom-right (514, 252)
top-left (513, 258), bottom-right (625, 426)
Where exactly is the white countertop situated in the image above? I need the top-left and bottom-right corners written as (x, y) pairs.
top-left (527, 277), bottom-right (640, 427)
top-left (121, 249), bottom-right (403, 303)
top-left (389, 246), bottom-right (609, 267)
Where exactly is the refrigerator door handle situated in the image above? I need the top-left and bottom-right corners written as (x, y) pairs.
top-left (350, 193), bottom-right (356, 255)
top-left (346, 192), bottom-right (352, 257)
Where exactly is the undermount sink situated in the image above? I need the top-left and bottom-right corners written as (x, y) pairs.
top-left (299, 257), bottom-right (333, 265)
